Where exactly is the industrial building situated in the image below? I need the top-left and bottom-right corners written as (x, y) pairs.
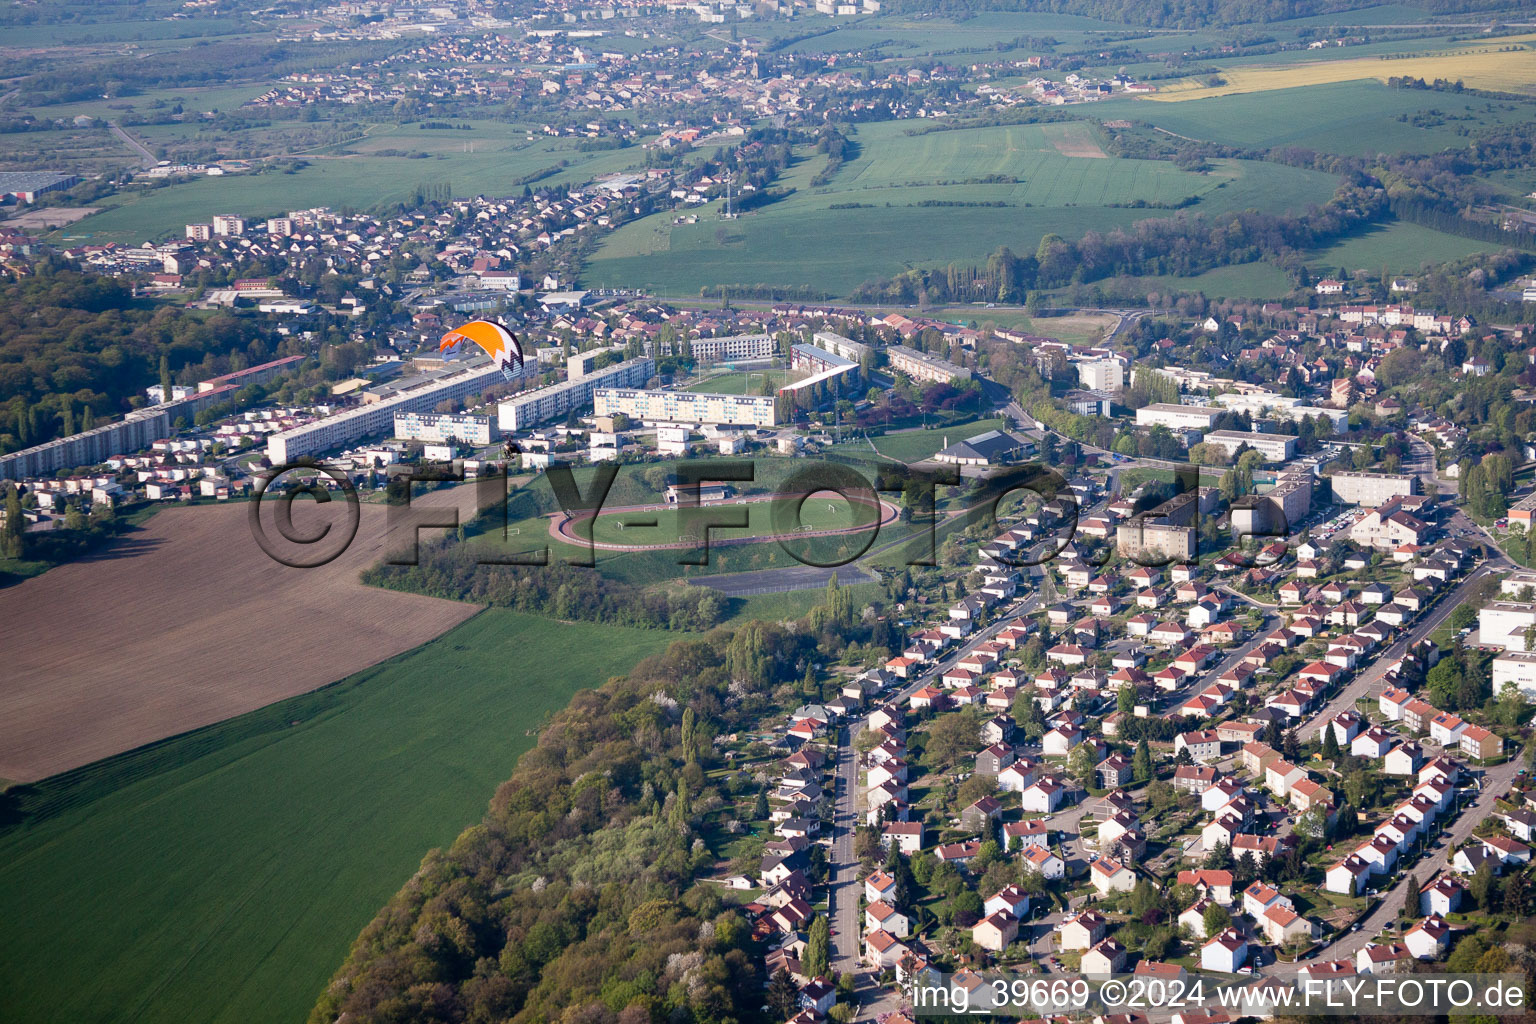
top-left (497, 357), bottom-right (654, 432)
top-left (594, 387), bottom-right (777, 428)
top-left (1329, 471), bottom-right (1417, 506)
top-left (887, 346), bottom-right (972, 384)
top-left (0, 170), bottom-right (80, 203)
top-left (1201, 430), bottom-right (1297, 463)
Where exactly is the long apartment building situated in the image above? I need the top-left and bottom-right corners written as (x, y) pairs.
top-left (268, 360), bottom-right (513, 463)
top-left (887, 345), bottom-right (972, 384)
top-left (812, 330), bottom-right (872, 365)
top-left (498, 357), bottom-right (654, 432)
top-left (1201, 430), bottom-right (1296, 463)
top-left (1135, 403), bottom-right (1223, 431)
top-left (594, 387), bottom-right (777, 428)
top-left (1329, 471), bottom-right (1417, 507)
top-left (689, 333), bottom-right (779, 363)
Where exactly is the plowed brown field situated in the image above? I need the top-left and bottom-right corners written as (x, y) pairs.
top-left (0, 485), bottom-right (482, 782)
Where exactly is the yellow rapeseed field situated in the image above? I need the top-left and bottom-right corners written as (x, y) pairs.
top-left (1148, 36), bottom-right (1536, 101)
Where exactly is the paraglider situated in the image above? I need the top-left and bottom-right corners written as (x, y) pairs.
top-left (439, 319), bottom-right (524, 382)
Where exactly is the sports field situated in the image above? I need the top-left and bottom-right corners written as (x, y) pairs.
top-left (572, 493), bottom-right (883, 548)
top-left (685, 368), bottom-right (796, 394)
top-left (587, 120), bottom-right (1338, 296)
top-left (0, 609), bottom-right (676, 1024)
top-left (872, 418), bottom-right (1011, 463)
top-left (1150, 36), bottom-right (1536, 101)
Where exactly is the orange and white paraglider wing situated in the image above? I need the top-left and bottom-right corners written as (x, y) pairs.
top-left (439, 319), bottom-right (524, 381)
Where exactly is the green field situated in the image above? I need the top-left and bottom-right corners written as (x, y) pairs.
top-left (0, 610), bottom-right (676, 1024)
top-left (872, 418), bottom-right (1010, 463)
top-left (51, 130), bottom-right (651, 244)
top-left (1306, 219), bottom-right (1503, 273)
top-left (1092, 82), bottom-right (1536, 157)
top-left (1069, 261), bottom-right (1299, 300)
top-left (685, 368), bottom-right (796, 394)
top-left (576, 493), bottom-right (881, 547)
top-left (587, 120), bottom-right (1339, 296)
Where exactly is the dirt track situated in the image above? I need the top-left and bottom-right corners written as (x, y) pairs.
top-left (0, 486), bottom-right (483, 782)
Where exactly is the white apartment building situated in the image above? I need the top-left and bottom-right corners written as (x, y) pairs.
top-left (1135, 403), bottom-right (1223, 431)
top-left (1330, 471), bottom-right (1417, 506)
top-left (595, 387), bottom-right (777, 428)
top-left (1480, 601), bottom-right (1536, 652)
top-left (211, 214), bottom-right (246, 237)
top-left (498, 357), bottom-right (654, 432)
top-left (689, 333), bottom-right (779, 363)
top-left (1077, 359), bottom-right (1124, 393)
top-left (1201, 430), bottom-right (1296, 463)
top-left (394, 411), bottom-right (499, 445)
top-left (1492, 651), bottom-right (1536, 701)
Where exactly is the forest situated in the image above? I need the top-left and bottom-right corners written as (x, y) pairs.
top-left (309, 584), bottom-right (890, 1024)
top-left (0, 266), bottom-right (277, 456)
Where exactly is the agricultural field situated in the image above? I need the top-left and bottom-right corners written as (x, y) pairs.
top-left (587, 120), bottom-right (1339, 297)
top-left (871, 418), bottom-right (1010, 463)
top-left (1093, 82), bottom-right (1536, 156)
top-left (0, 609), bottom-right (677, 1024)
top-left (1072, 262), bottom-right (1299, 300)
top-left (1305, 219), bottom-right (1504, 273)
top-left (1149, 36), bottom-right (1536, 101)
top-left (47, 128), bottom-right (651, 244)
top-left (0, 486), bottom-right (486, 782)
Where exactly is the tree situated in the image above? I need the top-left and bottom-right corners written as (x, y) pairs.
top-left (1133, 738), bottom-right (1153, 784)
top-left (1117, 686), bottom-right (1136, 717)
top-left (925, 712), bottom-right (980, 768)
top-left (1069, 742), bottom-right (1097, 788)
top-left (159, 353), bottom-right (173, 401)
top-left (1281, 727), bottom-right (1300, 764)
top-left (1321, 725), bottom-right (1339, 760)
top-left (767, 968), bottom-right (799, 1019)
top-left (1, 485), bottom-right (24, 560)
top-left (804, 915), bottom-right (830, 979)
top-left (1470, 864), bottom-right (1498, 910)
top-left (682, 707), bottom-right (698, 764)
top-left (1202, 901), bottom-right (1231, 936)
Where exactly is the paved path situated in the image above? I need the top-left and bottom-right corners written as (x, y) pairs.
top-left (107, 120), bottom-right (156, 168)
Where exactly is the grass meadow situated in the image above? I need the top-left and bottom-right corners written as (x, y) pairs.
top-left (0, 610), bottom-right (677, 1024)
top-left (587, 120), bottom-right (1338, 296)
top-left (49, 127), bottom-right (650, 244)
top-left (1306, 219), bottom-right (1504, 272)
top-left (576, 493), bottom-right (881, 547)
top-left (871, 418), bottom-right (1010, 463)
